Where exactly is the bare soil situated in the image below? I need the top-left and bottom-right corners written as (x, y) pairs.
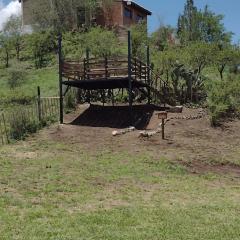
top-left (41, 104), bottom-right (240, 176)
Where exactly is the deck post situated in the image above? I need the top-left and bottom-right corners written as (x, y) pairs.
top-left (128, 31), bottom-right (133, 123)
top-left (86, 48), bottom-right (91, 104)
top-left (147, 45), bottom-right (151, 104)
top-left (58, 34), bottom-right (64, 124)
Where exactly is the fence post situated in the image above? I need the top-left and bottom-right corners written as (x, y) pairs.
top-left (86, 48), bottom-right (91, 104)
top-left (147, 46), bottom-right (151, 104)
top-left (37, 86), bottom-right (42, 123)
top-left (105, 56), bottom-right (108, 79)
top-left (58, 34), bottom-right (64, 124)
top-left (128, 31), bottom-right (133, 123)
top-left (2, 113), bottom-right (9, 144)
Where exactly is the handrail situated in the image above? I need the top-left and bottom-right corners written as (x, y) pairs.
top-left (62, 56), bottom-right (150, 84)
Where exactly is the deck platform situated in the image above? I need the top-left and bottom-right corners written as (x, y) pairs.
top-left (62, 77), bottom-right (148, 90)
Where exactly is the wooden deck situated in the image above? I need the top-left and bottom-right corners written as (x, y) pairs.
top-left (61, 57), bottom-right (149, 90)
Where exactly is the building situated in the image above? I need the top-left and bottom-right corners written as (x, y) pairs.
top-left (96, 0), bottom-right (152, 28)
top-left (19, 0), bottom-right (151, 29)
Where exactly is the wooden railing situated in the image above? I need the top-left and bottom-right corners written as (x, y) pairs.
top-left (62, 56), bottom-right (149, 85)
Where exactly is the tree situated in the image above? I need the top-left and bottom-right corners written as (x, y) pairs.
top-left (177, 0), bottom-right (232, 44)
top-left (131, 22), bottom-right (148, 59)
top-left (151, 24), bottom-right (176, 51)
top-left (0, 33), bottom-right (12, 68)
top-left (215, 45), bottom-right (240, 79)
top-left (27, 30), bottom-right (56, 68)
top-left (177, 0), bottom-right (199, 43)
top-left (29, 0), bottom-right (114, 31)
top-left (84, 27), bottom-right (120, 58)
top-left (3, 15), bottom-right (23, 61)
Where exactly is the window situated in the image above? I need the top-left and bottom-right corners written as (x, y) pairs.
top-left (124, 7), bottom-right (132, 18)
top-left (136, 14), bottom-right (144, 22)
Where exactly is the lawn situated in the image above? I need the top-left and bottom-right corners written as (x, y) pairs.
top-left (0, 133), bottom-right (240, 240)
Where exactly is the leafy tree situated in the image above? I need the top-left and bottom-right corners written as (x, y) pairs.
top-left (177, 0), bottom-right (199, 43)
top-left (0, 33), bottom-right (12, 68)
top-left (177, 0), bottom-right (232, 44)
top-left (214, 45), bottom-right (239, 80)
top-left (150, 24), bottom-right (176, 51)
top-left (27, 30), bottom-right (56, 68)
top-left (3, 15), bottom-right (23, 61)
top-left (84, 27), bottom-right (120, 58)
top-left (205, 74), bottom-right (240, 125)
top-left (29, 0), bottom-right (114, 31)
top-left (131, 22), bottom-right (148, 59)
top-left (62, 32), bottom-right (85, 60)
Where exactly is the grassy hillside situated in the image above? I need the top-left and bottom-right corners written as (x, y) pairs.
top-left (0, 64), bottom-right (58, 110)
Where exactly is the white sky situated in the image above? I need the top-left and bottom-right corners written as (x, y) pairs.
top-left (0, 0), bottom-right (21, 31)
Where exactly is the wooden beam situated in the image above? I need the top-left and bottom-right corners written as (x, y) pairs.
top-left (58, 34), bottom-right (64, 124)
top-left (128, 31), bottom-right (133, 123)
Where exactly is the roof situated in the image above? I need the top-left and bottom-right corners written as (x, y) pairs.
top-left (123, 0), bottom-right (152, 15)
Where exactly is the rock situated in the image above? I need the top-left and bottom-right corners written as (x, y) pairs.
top-left (169, 106), bottom-right (183, 113)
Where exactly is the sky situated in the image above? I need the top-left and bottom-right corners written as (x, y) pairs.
top-left (0, 0), bottom-right (239, 43)
top-left (137, 0), bottom-right (240, 43)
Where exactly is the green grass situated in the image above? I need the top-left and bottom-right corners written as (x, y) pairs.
top-left (0, 138), bottom-right (240, 239)
top-left (0, 64), bottom-right (58, 110)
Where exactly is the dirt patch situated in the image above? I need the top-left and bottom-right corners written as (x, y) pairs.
top-left (38, 104), bottom-right (240, 176)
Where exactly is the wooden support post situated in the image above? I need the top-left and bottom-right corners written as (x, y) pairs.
top-left (157, 111), bottom-right (167, 140)
top-left (111, 90), bottom-right (115, 106)
top-left (86, 48), bottom-right (91, 104)
top-left (162, 119), bottom-right (165, 140)
top-left (105, 56), bottom-right (108, 79)
top-left (37, 86), bottom-right (42, 122)
top-left (101, 90), bottom-right (105, 106)
top-left (58, 34), bottom-right (64, 124)
top-left (128, 31), bottom-right (133, 123)
top-left (147, 46), bottom-right (151, 104)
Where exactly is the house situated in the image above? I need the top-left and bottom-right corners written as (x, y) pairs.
top-left (19, 0), bottom-right (152, 30)
top-left (96, 0), bottom-right (152, 28)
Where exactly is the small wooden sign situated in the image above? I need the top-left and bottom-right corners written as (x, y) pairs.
top-left (157, 111), bottom-right (168, 120)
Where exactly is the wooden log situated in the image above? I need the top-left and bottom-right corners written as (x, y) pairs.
top-left (139, 119), bottom-right (170, 138)
top-left (112, 126), bottom-right (135, 136)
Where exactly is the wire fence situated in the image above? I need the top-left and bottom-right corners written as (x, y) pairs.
top-left (0, 94), bottom-right (60, 146)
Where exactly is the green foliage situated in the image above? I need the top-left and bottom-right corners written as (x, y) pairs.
top-left (27, 30), bottom-right (56, 69)
top-left (3, 15), bottom-right (23, 61)
top-left (177, 0), bottom-right (232, 44)
top-left (62, 32), bottom-right (85, 60)
top-left (206, 74), bottom-right (240, 125)
top-left (131, 22), bottom-right (148, 59)
top-left (150, 25), bottom-right (176, 51)
top-left (9, 113), bottom-right (39, 140)
top-left (84, 27), bottom-right (120, 58)
top-left (62, 27), bottom-right (120, 59)
top-left (29, 0), bottom-right (114, 31)
top-left (0, 34), bottom-right (12, 68)
top-left (64, 89), bottom-right (77, 110)
top-left (7, 68), bottom-right (26, 89)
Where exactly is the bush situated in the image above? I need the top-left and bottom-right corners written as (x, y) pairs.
top-left (7, 68), bottom-right (26, 89)
top-left (84, 27), bottom-right (121, 58)
top-left (65, 89), bottom-right (77, 110)
top-left (206, 74), bottom-right (240, 125)
top-left (9, 112), bottom-right (39, 140)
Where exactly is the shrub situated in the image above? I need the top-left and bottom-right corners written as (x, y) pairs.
top-left (84, 27), bottom-right (120, 58)
top-left (9, 111), bottom-right (39, 140)
top-left (7, 68), bottom-right (26, 89)
top-left (65, 89), bottom-right (77, 110)
top-left (205, 74), bottom-right (240, 125)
